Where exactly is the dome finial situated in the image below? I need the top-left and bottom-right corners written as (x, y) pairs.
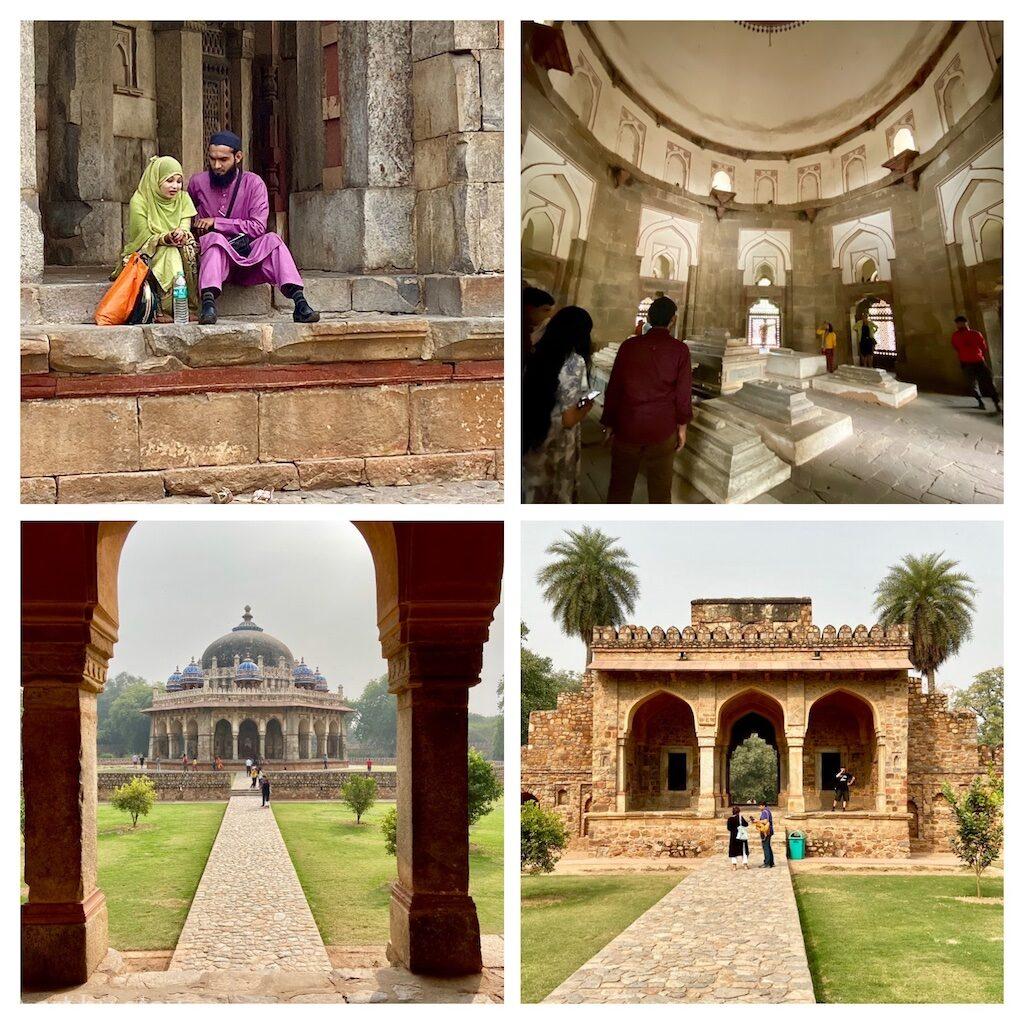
top-left (243, 605), bottom-right (253, 621)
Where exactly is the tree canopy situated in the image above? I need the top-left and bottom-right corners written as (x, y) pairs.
top-left (950, 667), bottom-right (1003, 746)
top-left (536, 526), bottom-right (640, 664)
top-left (729, 736), bottom-right (778, 805)
top-left (873, 552), bottom-right (977, 691)
top-left (98, 672), bottom-right (153, 756)
top-left (350, 674), bottom-right (397, 757)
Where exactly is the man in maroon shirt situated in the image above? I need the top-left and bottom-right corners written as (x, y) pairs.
top-left (601, 296), bottom-right (693, 503)
top-left (952, 315), bottom-right (1000, 413)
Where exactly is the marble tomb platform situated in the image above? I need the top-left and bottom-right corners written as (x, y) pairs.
top-left (685, 328), bottom-right (767, 396)
top-left (701, 381), bottom-right (853, 465)
top-left (810, 364), bottom-right (918, 408)
top-left (764, 347), bottom-right (828, 389)
top-left (673, 407), bottom-right (790, 504)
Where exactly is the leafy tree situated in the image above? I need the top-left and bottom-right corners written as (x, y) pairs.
top-left (111, 776), bottom-right (156, 828)
top-left (381, 805), bottom-right (397, 856)
top-left (536, 526), bottom-right (640, 665)
top-left (350, 675), bottom-right (397, 757)
top-left (729, 736), bottom-right (778, 804)
top-left (468, 712), bottom-right (501, 751)
top-left (950, 667), bottom-right (1003, 746)
top-left (341, 775), bottom-right (378, 824)
top-left (97, 671), bottom-right (152, 753)
top-left (492, 718), bottom-right (504, 760)
top-left (521, 801), bottom-right (568, 873)
top-left (521, 623), bottom-right (581, 744)
top-left (943, 773), bottom-right (1003, 897)
top-left (468, 747), bottom-right (503, 825)
top-left (873, 552), bottom-right (977, 692)
top-left (105, 683), bottom-right (154, 757)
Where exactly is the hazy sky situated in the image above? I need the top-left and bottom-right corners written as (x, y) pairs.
top-left (522, 521), bottom-right (1002, 690)
top-left (108, 522), bottom-right (503, 714)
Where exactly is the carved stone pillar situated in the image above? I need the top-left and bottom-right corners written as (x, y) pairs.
top-left (615, 737), bottom-right (626, 812)
top-left (152, 23), bottom-right (205, 179)
top-left (697, 738), bottom-right (716, 817)
top-left (231, 720), bottom-right (239, 761)
top-left (787, 740), bottom-right (806, 814)
top-left (258, 719), bottom-right (266, 760)
top-left (20, 21), bottom-right (43, 280)
top-left (359, 521), bottom-right (501, 976)
top-left (285, 714), bottom-right (299, 761)
top-left (875, 735), bottom-right (888, 813)
top-left (21, 522), bottom-right (129, 989)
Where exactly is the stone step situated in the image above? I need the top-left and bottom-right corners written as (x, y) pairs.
top-left (22, 315), bottom-right (503, 376)
top-left (22, 268), bottom-right (503, 324)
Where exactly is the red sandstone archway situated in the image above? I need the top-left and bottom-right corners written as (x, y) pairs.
top-left (21, 520), bottom-right (502, 988)
top-left (625, 691), bottom-right (698, 811)
top-left (805, 689), bottom-right (878, 810)
top-left (715, 689), bottom-right (789, 809)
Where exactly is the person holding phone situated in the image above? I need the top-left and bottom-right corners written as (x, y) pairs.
top-left (522, 306), bottom-right (595, 503)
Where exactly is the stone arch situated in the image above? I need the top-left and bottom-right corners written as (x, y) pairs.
top-left (805, 688), bottom-right (879, 810)
top-left (652, 252), bottom-right (674, 280)
top-left (213, 719), bottom-right (233, 760)
top-left (22, 519), bottom-right (502, 985)
top-left (624, 687), bottom-right (698, 734)
top-left (755, 261), bottom-right (774, 285)
top-left (297, 717), bottom-right (310, 759)
top-left (327, 718), bottom-right (341, 759)
top-left (625, 690), bottom-right (698, 811)
top-left (738, 231), bottom-right (792, 287)
top-left (833, 219), bottom-right (896, 285)
top-left (856, 255), bottom-right (879, 283)
top-left (521, 208), bottom-right (556, 255)
top-left (522, 171), bottom-right (583, 261)
top-left (754, 174), bottom-right (775, 204)
top-left (616, 110), bottom-right (645, 167)
top-left (798, 168), bottom-right (820, 202)
top-left (716, 688), bottom-right (789, 806)
top-left (665, 149), bottom-right (688, 189)
top-left (521, 791), bottom-right (539, 804)
top-left (892, 126), bottom-right (916, 156)
top-left (237, 718), bottom-right (260, 760)
top-left (711, 168), bottom-right (732, 192)
top-left (940, 74), bottom-right (969, 131)
top-left (265, 717), bottom-right (284, 760)
top-left (979, 217), bottom-right (1003, 262)
top-left (844, 156), bottom-right (866, 192)
top-left (186, 718), bottom-right (199, 760)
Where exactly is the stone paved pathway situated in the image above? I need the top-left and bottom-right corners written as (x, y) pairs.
top-left (581, 390), bottom-right (1002, 504)
top-left (168, 778), bottom-right (331, 972)
top-left (544, 855), bottom-right (815, 1003)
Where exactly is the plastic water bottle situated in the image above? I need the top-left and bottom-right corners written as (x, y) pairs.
top-left (172, 271), bottom-right (189, 324)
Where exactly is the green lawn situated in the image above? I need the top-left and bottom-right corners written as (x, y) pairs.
top-left (521, 873), bottom-right (684, 1003)
top-left (96, 801), bottom-right (226, 949)
top-left (793, 873), bottom-right (1004, 1003)
top-left (274, 798), bottom-right (503, 944)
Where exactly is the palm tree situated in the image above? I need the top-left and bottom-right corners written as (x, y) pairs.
top-left (536, 526), bottom-right (640, 666)
top-left (873, 552), bottom-right (977, 693)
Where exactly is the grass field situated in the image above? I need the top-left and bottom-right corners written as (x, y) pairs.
top-left (793, 873), bottom-right (1004, 1003)
top-left (274, 798), bottom-right (504, 944)
top-left (520, 872), bottom-right (684, 1003)
top-left (96, 801), bottom-right (226, 949)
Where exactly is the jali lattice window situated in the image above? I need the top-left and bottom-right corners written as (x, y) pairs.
top-left (869, 299), bottom-right (896, 352)
top-left (747, 297), bottom-right (781, 350)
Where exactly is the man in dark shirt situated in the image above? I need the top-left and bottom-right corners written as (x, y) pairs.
top-left (758, 802), bottom-right (775, 868)
top-left (951, 315), bottom-right (1000, 412)
top-left (600, 296), bottom-right (693, 503)
top-left (832, 767), bottom-right (855, 811)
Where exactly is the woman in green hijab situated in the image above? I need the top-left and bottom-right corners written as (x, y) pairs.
top-left (116, 155), bottom-right (199, 320)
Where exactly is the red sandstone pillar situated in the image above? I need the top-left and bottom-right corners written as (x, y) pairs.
top-left (358, 522), bottom-right (502, 977)
top-left (21, 522), bottom-right (129, 990)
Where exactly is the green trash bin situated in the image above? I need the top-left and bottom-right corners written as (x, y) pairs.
top-left (788, 830), bottom-right (806, 860)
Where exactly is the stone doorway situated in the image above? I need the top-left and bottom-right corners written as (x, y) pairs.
top-left (237, 719), bottom-right (260, 760)
top-left (214, 719), bottom-right (233, 759)
top-left (265, 718), bottom-right (285, 760)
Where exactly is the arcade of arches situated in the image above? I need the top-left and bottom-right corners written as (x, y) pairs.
top-left (522, 597), bottom-right (993, 860)
top-left (21, 521), bottom-right (502, 989)
top-left (522, 22), bottom-right (1003, 504)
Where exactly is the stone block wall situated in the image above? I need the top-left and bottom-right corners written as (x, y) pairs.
top-left (906, 682), bottom-right (983, 852)
top-left (265, 770), bottom-right (397, 800)
top-left (586, 815), bottom-right (721, 858)
top-left (97, 771), bottom-right (232, 801)
top-left (791, 812), bottom-right (912, 858)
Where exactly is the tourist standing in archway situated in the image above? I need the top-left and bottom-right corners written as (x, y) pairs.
top-left (832, 766), bottom-right (855, 811)
top-left (726, 805), bottom-right (750, 869)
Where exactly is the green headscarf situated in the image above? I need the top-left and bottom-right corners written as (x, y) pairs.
top-left (124, 155), bottom-right (197, 254)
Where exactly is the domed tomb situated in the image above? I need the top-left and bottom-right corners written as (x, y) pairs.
top-left (201, 605), bottom-right (294, 670)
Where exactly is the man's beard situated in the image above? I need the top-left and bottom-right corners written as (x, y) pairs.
top-left (209, 163), bottom-right (239, 185)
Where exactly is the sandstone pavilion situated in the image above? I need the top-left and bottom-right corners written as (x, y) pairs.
top-left (522, 21), bottom-right (1003, 503)
top-left (522, 597), bottom-right (997, 859)
top-left (145, 605), bottom-right (353, 765)
top-left (21, 21), bottom-right (503, 503)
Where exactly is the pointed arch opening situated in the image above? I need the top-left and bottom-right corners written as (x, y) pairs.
top-left (805, 689), bottom-right (878, 810)
top-left (624, 691), bottom-right (697, 810)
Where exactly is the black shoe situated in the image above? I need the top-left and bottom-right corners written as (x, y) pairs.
top-left (199, 297), bottom-right (218, 325)
top-left (293, 295), bottom-right (320, 323)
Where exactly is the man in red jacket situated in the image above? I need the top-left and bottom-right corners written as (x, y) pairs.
top-left (601, 296), bottom-right (693, 503)
top-left (951, 315), bottom-right (1001, 413)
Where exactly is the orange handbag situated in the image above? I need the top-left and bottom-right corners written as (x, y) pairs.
top-left (94, 252), bottom-right (152, 326)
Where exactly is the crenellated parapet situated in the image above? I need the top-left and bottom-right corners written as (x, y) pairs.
top-left (591, 622), bottom-right (910, 649)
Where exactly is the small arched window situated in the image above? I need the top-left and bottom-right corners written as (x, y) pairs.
top-left (556, 788), bottom-right (568, 806)
top-left (755, 262), bottom-right (774, 287)
top-left (711, 169), bottom-right (733, 192)
top-left (653, 254), bottom-right (672, 280)
top-left (892, 126), bottom-right (917, 156)
top-left (979, 218), bottom-right (1003, 262)
top-left (755, 176), bottom-right (775, 205)
top-left (857, 256), bottom-right (879, 283)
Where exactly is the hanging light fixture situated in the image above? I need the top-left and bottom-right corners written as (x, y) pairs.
top-left (735, 21), bottom-right (808, 47)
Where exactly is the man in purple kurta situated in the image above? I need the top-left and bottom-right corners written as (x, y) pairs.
top-left (188, 131), bottom-right (318, 324)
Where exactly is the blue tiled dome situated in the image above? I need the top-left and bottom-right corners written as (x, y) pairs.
top-left (293, 658), bottom-right (314, 680)
top-left (235, 657), bottom-right (262, 681)
top-left (166, 666), bottom-right (183, 691)
top-left (181, 658), bottom-right (204, 688)
top-left (313, 667), bottom-right (328, 691)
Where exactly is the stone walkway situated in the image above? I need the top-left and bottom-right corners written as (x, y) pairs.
top-left (581, 390), bottom-right (1002, 504)
top-left (168, 777), bottom-right (331, 972)
top-left (544, 855), bottom-right (815, 1003)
